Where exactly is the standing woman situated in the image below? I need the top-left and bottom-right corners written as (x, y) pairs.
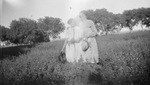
top-left (62, 18), bottom-right (76, 63)
top-left (77, 12), bottom-right (99, 63)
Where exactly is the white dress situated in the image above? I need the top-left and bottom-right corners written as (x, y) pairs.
top-left (74, 26), bottom-right (83, 62)
top-left (79, 20), bottom-right (99, 63)
top-left (65, 27), bottom-right (76, 63)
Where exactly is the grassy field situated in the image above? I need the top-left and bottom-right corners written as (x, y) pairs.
top-left (0, 31), bottom-right (150, 85)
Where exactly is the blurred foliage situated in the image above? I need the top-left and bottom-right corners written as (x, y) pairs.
top-left (0, 26), bottom-right (10, 41)
top-left (83, 7), bottom-right (150, 32)
top-left (0, 17), bottom-right (65, 44)
top-left (38, 16), bottom-right (65, 34)
top-left (0, 7), bottom-right (149, 43)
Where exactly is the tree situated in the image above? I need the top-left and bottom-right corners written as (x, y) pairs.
top-left (9, 18), bottom-right (37, 43)
top-left (83, 7), bottom-right (150, 33)
top-left (24, 29), bottom-right (49, 44)
top-left (137, 8), bottom-right (150, 28)
top-left (123, 7), bottom-right (150, 31)
top-left (9, 18), bottom-right (47, 44)
top-left (37, 16), bottom-right (65, 38)
top-left (83, 9), bottom-right (123, 34)
top-left (0, 25), bottom-right (10, 41)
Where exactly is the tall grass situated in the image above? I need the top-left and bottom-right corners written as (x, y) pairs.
top-left (0, 31), bottom-right (150, 85)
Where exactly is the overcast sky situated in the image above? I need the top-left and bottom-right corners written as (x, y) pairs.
top-left (0, 0), bottom-right (150, 27)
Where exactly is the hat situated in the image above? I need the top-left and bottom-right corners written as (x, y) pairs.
top-left (81, 40), bottom-right (89, 51)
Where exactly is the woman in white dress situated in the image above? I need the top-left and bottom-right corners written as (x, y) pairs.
top-left (62, 18), bottom-right (83, 63)
top-left (76, 12), bottom-right (99, 63)
top-left (63, 18), bottom-right (76, 63)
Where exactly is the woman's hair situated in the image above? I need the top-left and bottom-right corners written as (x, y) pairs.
top-left (79, 12), bottom-right (87, 20)
top-left (67, 18), bottom-right (74, 25)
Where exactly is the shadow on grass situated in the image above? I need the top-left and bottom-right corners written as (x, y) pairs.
top-left (88, 72), bottom-right (104, 84)
top-left (0, 44), bottom-right (36, 60)
top-left (0, 77), bottom-right (65, 85)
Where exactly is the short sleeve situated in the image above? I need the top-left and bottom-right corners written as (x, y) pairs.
top-left (89, 20), bottom-right (97, 33)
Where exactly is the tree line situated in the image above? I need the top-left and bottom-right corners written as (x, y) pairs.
top-left (0, 17), bottom-right (65, 44)
top-left (0, 7), bottom-right (150, 44)
top-left (83, 7), bottom-right (150, 34)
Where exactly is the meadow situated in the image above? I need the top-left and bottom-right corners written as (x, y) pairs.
top-left (0, 31), bottom-right (150, 85)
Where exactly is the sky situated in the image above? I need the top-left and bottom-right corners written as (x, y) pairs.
top-left (0, 0), bottom-right (150, 28)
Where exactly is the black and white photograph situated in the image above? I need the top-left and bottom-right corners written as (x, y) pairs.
top-left (0, 0), bottom-right (150, 85)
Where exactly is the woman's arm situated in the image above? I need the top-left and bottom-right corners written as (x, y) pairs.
top-left (86, 20), bottom-right (98, 38)
top-left (61, 37), bottom-right (75, 52)
top-left (61, 27), bottom-right (69, 52)
top-left (61, 39), bottom-right (67, 52)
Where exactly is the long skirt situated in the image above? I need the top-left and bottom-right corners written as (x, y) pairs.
top-left (65, 44), bottom-right (75, 63)
top-left (74, 42), bottom-right (83, 62)
top-left (81, 37), bottom-right (99, 63)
